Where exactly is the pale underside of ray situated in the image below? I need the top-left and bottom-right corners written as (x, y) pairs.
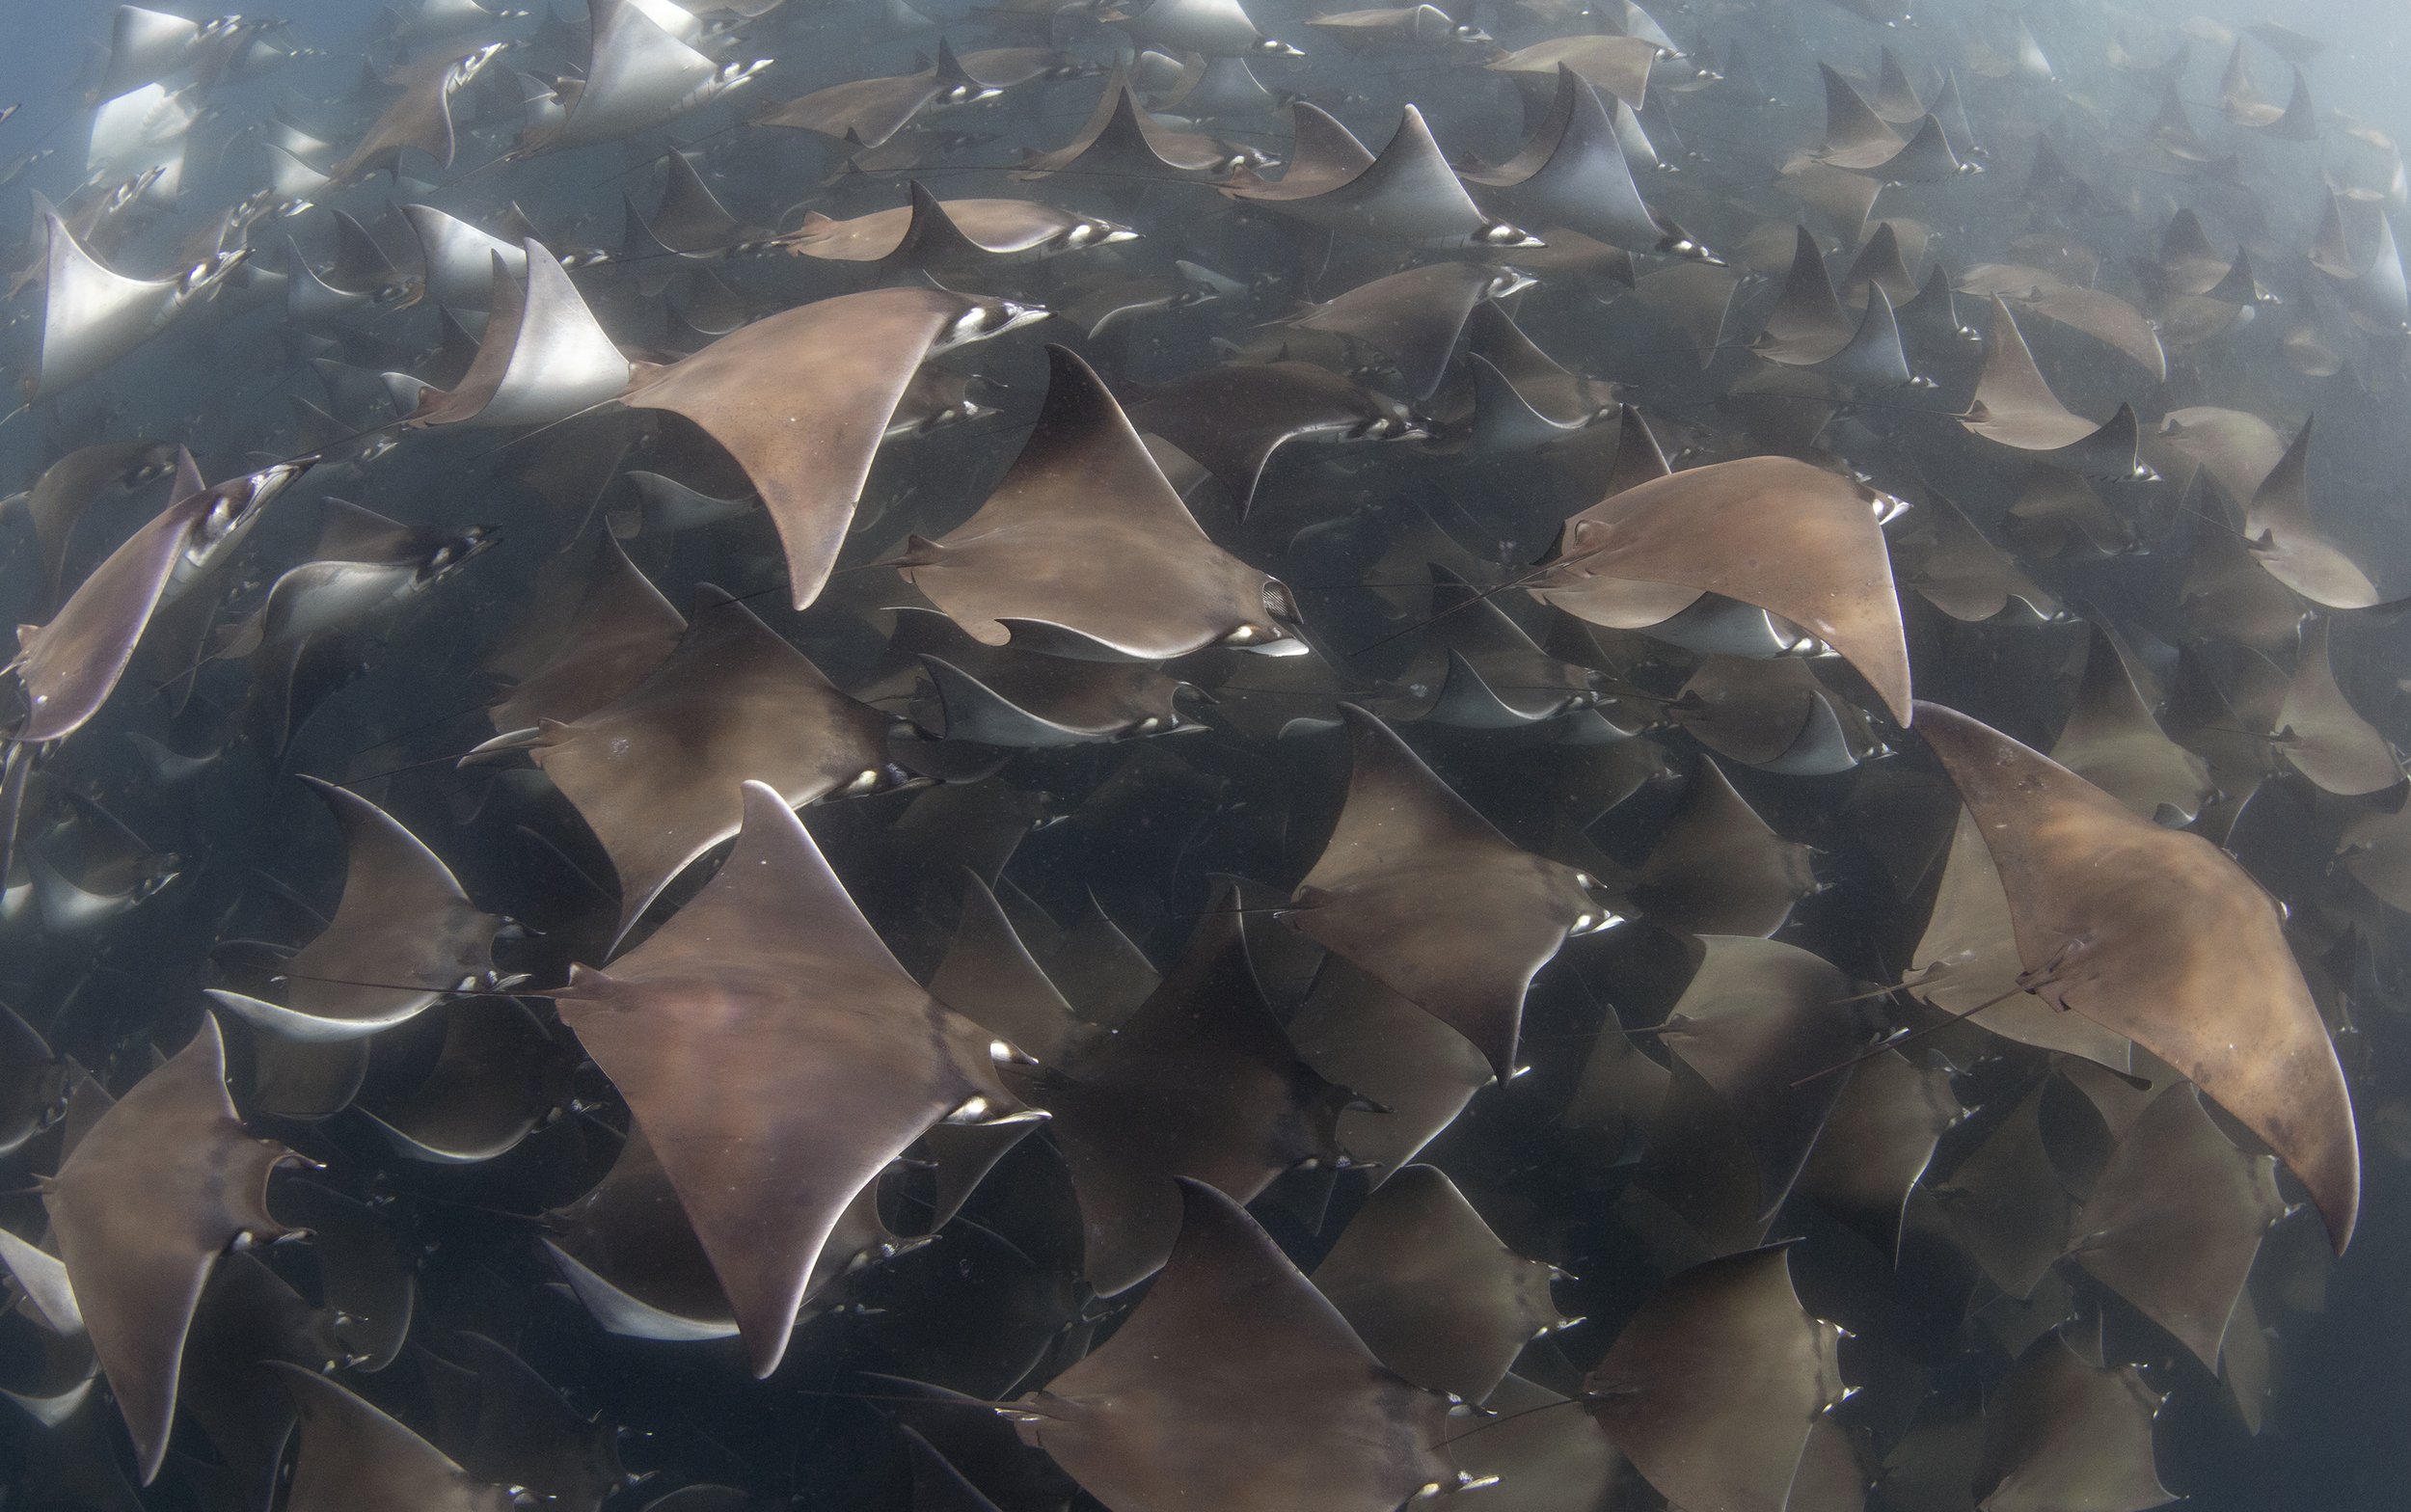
top-left (413, 243), bottom-right (632, 428)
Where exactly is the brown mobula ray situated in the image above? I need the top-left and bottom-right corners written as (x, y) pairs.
top-left (1653, 936), bottom-right (1869, 1224)
top-left (505, 586), bottom-right (900, 942)
top-left (1437, 302), bottom-right (1621, 457)
top-left (421, 1332), bottom-right (626, 1511)
top-left (928, 869), bottom-right (1095, 1067)
top-left (1310, 1164), bottom-right (1570, 1403)
top-left (1284, 953), bottom-right (1494, 1177)
top-left (1972, 1332), bottom-right (2174, 1512)
top-left (206, 777), bottom-right (503, 1041)
top-left (898, 345), bottom-right (1306, 662)
top-left (1798, 1046), bottom-right (1962, 1260)
top-left (751, 40), bottom-right (993, 149)
top-left (1018, 63), bottom-right (1250, 178)
top-left (1808, 65), bottom-right (1967, 180)
top-left (358, 997), bottom-right (572, 1164)
top-left (1288, 262), bottom-right (1533, 400)
top-left (2244, 418), bottom-right (2384, 609)
top-left (550, 780), bottom-right (1030, 1376)
top-left (1957, 266), bottom-right (2166, 385)
top-left (1464, 64), bottom-right (1710, 259)
top-left (327, 42), bottom-right (505, 183)
top-left (907, 632), bottom-right (1197, 747)
top-left (776, 182), bottom-right (1131, 273)
top-left (1582, 1245), bottom-right (1846, 1512)
top-left (15, 439), bottom-right (178, 610)
top-left (1011, 1177), bottom-right (1461, 1512)
top-left (1485, 33), bottom-right (1659, 107)
top-left (267, 1179), bottom-right (414, 1371)
top-left (2275, 616), bottom-right (2400, 796)
top-left (1011, 897), bottom-right (1351, 1296)
top-left (11, 452), bottom-right (310, 744)
top-left (409, 244), bottom-right (633, 429)
top-left (1929, 1081), bottom-right (2073, 1300)
top-left (41, 1017), bottom-right (305, 1483)
top-left (1127, 359), bottom-right (1422, 517)
top-left (488, 531), bottom-right (687, 732)
top-left (1673, 656), bottom-right (1883, 776)
top-left (267, 1361), bottom-right (515, 1512)
top-left (1286, 704), bottom-right (1613, 1079)
top-left (0, 998), bottom-right (65, 1155)
top-left (2064, 1082), bottom-right (2287, 1371)
top-left (2050, 624), bottom-right (2215, 824)
top-left (1954, 297), bottom-right (2151, 478)
top-left (1628, 758), bottom-right (1817, 937)
top-left (1223, 104), bottom-right (1536, 248)
top-left (1914, 701), bottom-right (2359, 1251)
top-left (1525, 455), bottom-right (1914, 726)
top-left (621, 286), bottom-right (1043, 610)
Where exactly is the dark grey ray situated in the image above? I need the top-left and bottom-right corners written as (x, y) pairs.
top-left (1128, 359), bottom-right (1421, 515)
top-left (1465, 66), bottom-right (1711, 258)
top-left (1227, 104), bottom-right (1535, 247)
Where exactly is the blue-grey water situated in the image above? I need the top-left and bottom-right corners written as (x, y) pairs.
top-left (3, 0), bottom-right (2411, 1509)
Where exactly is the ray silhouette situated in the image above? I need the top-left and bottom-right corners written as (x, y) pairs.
top-left (1288, 705), bottom-right (1612, 1077)
top-left (551, 781), bottom-right (1029, 1375)
top-left (1011, 1178), bottom-right (1458, 1512)
top-left (206, 778), bottom-right (501, 1042)
top-left (42, 1018), bottom-right (302, 1483)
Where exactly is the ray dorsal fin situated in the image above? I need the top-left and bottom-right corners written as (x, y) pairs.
top-left (43, 1018), bottom-right (301, 1484)
top-left (553, 780), bottom-right (1023, 1376)
top-left (206, 777), bottom-right (499, 1041)
top-left (902, 345), bottom-right (1299, 660)
top-left (1016, 1178), bottom-right (1455, 1510)
top-left (1914, 700), bottom-right (2359, 1252)
top-left (414, 243), bottom-right (631, 428)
